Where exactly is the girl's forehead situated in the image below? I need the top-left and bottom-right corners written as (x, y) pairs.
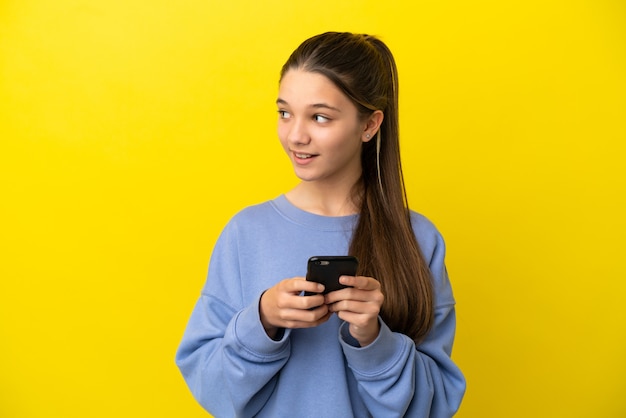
top-left (280, 69), bottom-right (335, 91)
top-left (278, 70), bottom-right (351, 108)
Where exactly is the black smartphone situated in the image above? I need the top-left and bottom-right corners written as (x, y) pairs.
top-left (304, 256), bottom-right (358, 295)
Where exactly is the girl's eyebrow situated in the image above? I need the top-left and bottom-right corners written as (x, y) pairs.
top-left (276, 98), bottom-right (341, 113)
top-left (311, 103), bottom-right (341, 112)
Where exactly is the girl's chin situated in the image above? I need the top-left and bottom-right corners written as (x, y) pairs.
top-left (291, 166), bottom-right (322, 182)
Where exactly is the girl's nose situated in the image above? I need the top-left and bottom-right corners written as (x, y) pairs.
top-left (287, 119), bottom-right (311, 145)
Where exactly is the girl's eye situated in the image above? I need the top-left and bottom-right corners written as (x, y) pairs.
top-left (314, 114), bottom-right (330, 123)
top-left (278, 110), bottom-right (290, 119)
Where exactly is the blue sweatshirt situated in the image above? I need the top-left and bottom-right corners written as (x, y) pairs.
top-left (176, 195), bottom-right (465, 417)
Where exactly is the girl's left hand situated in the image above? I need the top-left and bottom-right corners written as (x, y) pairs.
top-left (324, 275), bottom-right (384, 347)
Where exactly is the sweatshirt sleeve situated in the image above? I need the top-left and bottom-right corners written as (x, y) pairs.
top-left (339, 217), bottom-right (466, 417)
top-left (175, 220), bottom-right (293, 417)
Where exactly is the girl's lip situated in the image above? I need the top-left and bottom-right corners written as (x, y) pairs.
top-left (292, 151), bottom-right (317, 164)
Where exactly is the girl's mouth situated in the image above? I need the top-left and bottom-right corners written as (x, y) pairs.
top-left (293, 151), bottom-right (318, 164)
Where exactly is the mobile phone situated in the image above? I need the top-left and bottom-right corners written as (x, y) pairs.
top-left (304, 256), bottom-right (358, 295)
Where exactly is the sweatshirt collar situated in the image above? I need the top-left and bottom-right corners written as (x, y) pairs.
top-left (271, 195), bottom-right (358, 232)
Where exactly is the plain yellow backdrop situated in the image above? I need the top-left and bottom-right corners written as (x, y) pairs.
top-left (1, 0), bottom-right (624, 417)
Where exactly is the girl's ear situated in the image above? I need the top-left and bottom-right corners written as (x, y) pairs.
top-left (362, 110), bottom-right (384, 142)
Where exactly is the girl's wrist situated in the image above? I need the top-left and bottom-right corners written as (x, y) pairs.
top-left (350, 322), bottom-right (380, 347)
top-left (259, 291), bottom-right (279, 339)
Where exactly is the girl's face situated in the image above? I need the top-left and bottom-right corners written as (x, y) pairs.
top-left (277, 69), bottom-right (372, 188)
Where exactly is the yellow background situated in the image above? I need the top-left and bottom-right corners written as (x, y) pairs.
top-left (1, 0), bottom-right (624, 417)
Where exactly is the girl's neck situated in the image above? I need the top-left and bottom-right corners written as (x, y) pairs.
top-left (285, 181), bottom-right (361, 217)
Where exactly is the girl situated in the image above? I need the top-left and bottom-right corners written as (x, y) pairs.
top-left (176, 32), bottom-right (465, 417)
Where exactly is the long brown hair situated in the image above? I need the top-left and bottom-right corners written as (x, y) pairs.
top-left (280, 32), bottom-right (434, 342)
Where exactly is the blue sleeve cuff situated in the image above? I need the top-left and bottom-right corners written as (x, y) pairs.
top-left (229, 294), bottom-right (291, 358)
top-left (339, 318), bottom-right (412, 375)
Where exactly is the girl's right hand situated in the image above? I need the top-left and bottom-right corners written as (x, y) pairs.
top-left (259, 277), bottom-right (331, 339)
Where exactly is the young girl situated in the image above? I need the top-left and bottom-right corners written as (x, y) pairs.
top-left (176, 32), bottom-right (465, 417)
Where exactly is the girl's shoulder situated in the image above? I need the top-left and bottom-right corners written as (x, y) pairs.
top-left (409, 210), bottom-right (447, 261)
top-left (409, 210), bottom-right (443, 239)
top-left (232, 199), bottom-right (277, 221)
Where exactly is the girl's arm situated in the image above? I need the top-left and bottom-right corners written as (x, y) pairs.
top-left (340, 218), bottom-right (466, 417)
top-left (175, 221), bottom-right (293, 417)
top-left (340, 301), bottom-right (464, 417)
top-left (176, 290), bottom-right (294, 417)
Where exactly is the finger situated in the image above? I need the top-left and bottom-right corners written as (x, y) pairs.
top-left (325, 287), bottom-right (384, 306)
top-left (286, 277), bottom-right (326, 294)
top-left (328, 299), bottom-right (381, 316)
top-left (276, 305), bottom-right (331, 327)
top-left (339, 275), bottom-right (380, 290)
top-left (275, 290), bottom-right (325, 310)
top-left (300, 294), bottom-right (326, 310)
